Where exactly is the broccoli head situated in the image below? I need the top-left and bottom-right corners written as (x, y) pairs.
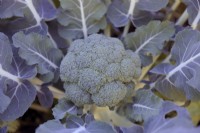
top-left (60, 34), bottom-right (141, 107)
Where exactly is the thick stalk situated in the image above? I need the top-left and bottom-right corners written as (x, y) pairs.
top-left (104, 24), bottom-right (111, 37)
top-left (0, 66), bottom-right (20, 83)
top-left (176, 10), bottom-right (188, 25)
top-left (24, 0), bottom-right (58, 48)
top-left (122, 21), bottom-right (131, 38)
top-left (122, 0), bottom-right (138, 38)
top-left (167, 0), bottom-right (182, 20)
top-left (30, 78), bottom-right (64, 99)
top-left (79, 0), bottom-right (88, 39)
top-left (192, 11), bottom-right (200, 29)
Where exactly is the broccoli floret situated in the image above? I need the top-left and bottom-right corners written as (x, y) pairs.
top-left (60, 34), bottom-right (141, 107)
top-left (64, 83), bottom-right (92, 106)
top-left (92, 81), bottom-right (127, 107)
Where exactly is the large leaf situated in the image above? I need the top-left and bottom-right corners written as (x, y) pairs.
top-left (0, 0), bottom-right (25, 18)
top-left (0, 90), bottom-right (10, 114)
top-left (57, 0), bottom-right (107, 40)
top-left (0, 33), bottom-right (37, 121)
top-left (124, 21), bottom-right (175, 66)
top-left (144, 102), bottom-right (198, 133)
top-left (12, 32), bottom-right (63, 82)
top-left (119, 124), bottom-right (143, 133)
top-left (107, 0), bottom-right (152, 27)
top-left (36, 120), bottom-right (68, 133)
top-left (0, 33), bottom-right (12, 68)
top-left (151, 29), bottom-right (200, 101)
top-left (137, 0), bottom-right (169, 12)
top-left (159, 127), bottom-right (200, 133)
top-left (36, 115), bottom-right (116, 133)
top-left (0, 13), bottom-right (48, 36)
top-left (0, 33), bottom-right (13, 113)
top-left (52, 98), bottom-right (77, 120)
top-left (0, 0), bottom-right (57, 20)
top-left (48, 20), bottom-right (70, 49)
top-left (183, 0), bottom-right (200, 28)
top-left (37, 86), bottom-right (53, 108)
top-left (130, 89), bottom-right (164, 122)
top-left (0, 0), bottom-right (57, 46)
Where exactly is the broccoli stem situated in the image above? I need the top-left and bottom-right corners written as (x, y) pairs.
top-left (122, 0), bottom-right (138, 38)
top-left (104, 24), bottom-right (111, 37)
top-left (30, 78), bottom-right (65, 99)
top-left (79, 0), bottom-right (88, 39)
top-left (122, 21), bottom-right (131, 38)
top-left (176, 10), bottom-right (188, 26)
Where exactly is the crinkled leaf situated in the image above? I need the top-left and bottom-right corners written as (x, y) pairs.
top-left (0, 0), bottom-right (57, 19)
top-left (57, 0), bottom-right (107, 40)
top-left (0, 90), bottom-right (10, 114)
top-left (151, 29), bottom-right (200, 101)
top-left (107, 0), bottom-right (152, 27)
top-left (1, 0), bottom-right (58, 20)
top-left (0, 80), bottom-right (36, 121)
top-left (65, 115), bottom-right (116, 133)
top-left (0, 49), bottom-right (37, 121)
top-left (0, 69), bottom-right (36, 121)
top-left (144, 102), bottom-right (196, 133)
top-left (183, 0), bottom-right (200, 28)
top-left (87, 121), bottom-right (116, 133)
top-left (0, 0), bottom-right (25, 18)
top-left (33, 0), bottom-right (57, 20)
top-left (0, 13), bottom-right (48, 36)
top-left (0, 33), bottom-right (37, 121)
top-left (52, 98), bottom-right (77, 119)
top-left (37, 115), bottom-right (116, 133)
top-left (0, 33), bottom-right (36, 121)
top-left (12, 32), bottom-right (63, 82)
top-left (36, 120), bottom-right (68, 133)
top-left (137, 0), bottom-right (169, 12)
top-left (10, 49), bottom-right (37, 79)
top-left (124, 21), bottom-right (175, 66)
top-left (130, 89), bottom-right (163, 122)
top-left (0, 33), bottom-right (12, 68)
top-left (118, 124), bottom-right (143, 133)
top-left (84, 114), bottom-right (95, 125)
top-left (48, 21), bottom-right (70, 49)
top-left (65, 115), bottom-right (85, 128)
top-left (159, 127), bottom-right (200, 133)
top-left (0, 0), bottom-right (57, 44)
top-left (0, 33), bottom-right (13, 113)
top-left (37, 86), bottom-right (53, 108)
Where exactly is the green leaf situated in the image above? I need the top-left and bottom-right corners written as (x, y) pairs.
top-left (12, 32), bottom-right (63, 82)
top-left (137, 0), bottom-right (169, 12)
top-left (57, 0), bottom-right (107, 40)
top-left (130, 89), bottom-right (164, 122)
top-left (52, 98), bottom-right (77, 120)
top-left (183, 0), bottom-right (200, 29)
top-left (36, 115), bottom-right (116, 133)
top-left (144, 102), bottom-right (198, 133)
top-left (124, 21), bottom-right (175, 66)
top-left (151, 29), bottom-right (200, 101)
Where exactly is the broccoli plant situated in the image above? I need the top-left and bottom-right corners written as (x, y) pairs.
top-left (60, 34), bottom-right (141, 107)
top-left (1, 0), bottom-right (200, 133)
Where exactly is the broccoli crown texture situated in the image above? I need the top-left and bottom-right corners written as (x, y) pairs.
top-left (60, 34), bottom-right (141, 107)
